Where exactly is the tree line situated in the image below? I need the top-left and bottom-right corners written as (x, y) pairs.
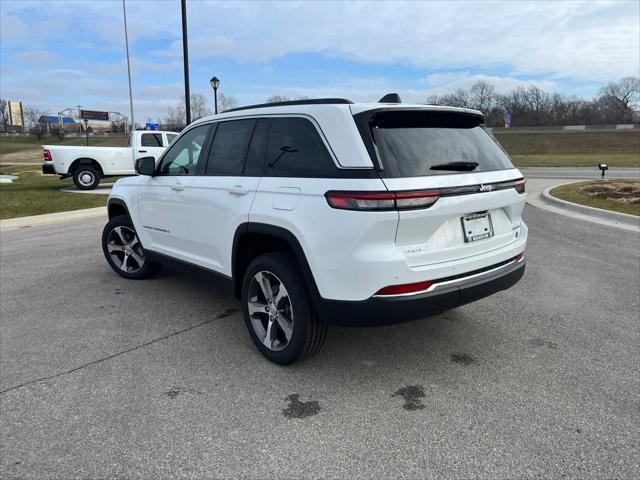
top-left (426, 77), bottom-right (639, 127)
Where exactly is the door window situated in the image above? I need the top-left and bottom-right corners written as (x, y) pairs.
top-left (141, 133), bottom-right (163, 147)
top-left (157, 124), bottom-right (210, 176)
top-left (265, 117), bottom-right (336, 177)
top-left (205, 119), bottom-right (256, 176)
top-left (166, 133), bottom-right (178, 145)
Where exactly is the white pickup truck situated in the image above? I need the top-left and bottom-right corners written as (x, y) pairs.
top-left (42, 130), bottom-right (178, 190)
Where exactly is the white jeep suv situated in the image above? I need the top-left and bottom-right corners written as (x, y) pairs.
top-left (102, 95), bottom-right (527, 364)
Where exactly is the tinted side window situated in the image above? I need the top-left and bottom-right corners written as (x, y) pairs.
top-left (166, 134), bottom-right (178, 145)
top-left (206, 119), bottom-right (256, 175)
top-left (157, 125), bottom-right (210, 176)
top-left (244, 119), bottom-right (269, 176)
top-left (141, 133), bottom-right (163, 147)
top-left (266, 117), bottom-right (336, 177)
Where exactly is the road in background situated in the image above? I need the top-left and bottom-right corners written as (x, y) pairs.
top-left (521, 167), bottom-right (639, 180)
top-left (1, 206), bottom-right (638, 479)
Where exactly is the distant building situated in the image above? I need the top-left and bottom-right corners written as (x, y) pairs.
top-left (38, 115), bottom-right (77, 134)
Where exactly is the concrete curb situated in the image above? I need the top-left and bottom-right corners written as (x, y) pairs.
top-left (0, 207), bottom-right (106, 231)
top-left (542, 186), bottom-right (639, 229)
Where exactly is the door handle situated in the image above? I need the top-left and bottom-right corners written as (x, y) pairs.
top-left (228, 186), bottom-right (249, 196)
top-left (138, 150), bottom-right (147, 153)
top-left (170, 184), bottom-right (184, 191)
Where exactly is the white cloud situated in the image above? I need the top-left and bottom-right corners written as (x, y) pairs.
top-left (12, 50), bottom-right (59, 66)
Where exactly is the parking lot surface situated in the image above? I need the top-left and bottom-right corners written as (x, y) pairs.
top-left (1, 206), bottom-right (638, 479)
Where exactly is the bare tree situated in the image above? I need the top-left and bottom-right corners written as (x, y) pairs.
top-left (191, 93), bottom-right (211, 121)
top-left (266, 95), bottom-right (291, 103)
top-left (0, 99), bottom-right (8, 133)
top-left (218, 93), bottom-right (239, 112)
top-left (165, 104), bottom-right (186, 131)
top-left (468, 81), bottom-right (495, 112)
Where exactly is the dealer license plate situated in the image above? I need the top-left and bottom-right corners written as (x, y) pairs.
top-left (461, 212), bottom-right (494, 243)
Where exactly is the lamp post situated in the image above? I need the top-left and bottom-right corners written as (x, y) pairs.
top-left (210, 76), bottom-right (220, 114)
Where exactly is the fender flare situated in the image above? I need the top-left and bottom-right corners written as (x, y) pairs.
top-left (232, 222), bottom-right (322, 305)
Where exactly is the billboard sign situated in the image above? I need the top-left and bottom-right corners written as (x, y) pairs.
top-left (503, 113), bottom-right (512, 128)
top-left (80, 109), bottom-right (109, 121)
top-left (8, 101), bottom-right (24, 128)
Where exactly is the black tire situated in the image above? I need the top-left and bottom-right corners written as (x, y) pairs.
top-left (241, 252), bottom-right (327, 365)
top-left (73, 165), bottom-right (100, 190)
top-left (102, 214), bottom-right (161, 279)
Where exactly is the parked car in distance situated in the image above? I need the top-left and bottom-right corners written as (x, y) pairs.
top-left (42, 130), bottom-right (178, 190)
top-left (102, 95), bottom-right (528, 364)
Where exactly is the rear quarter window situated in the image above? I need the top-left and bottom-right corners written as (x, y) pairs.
top-left (361, 110), bottom-right (514, 177)
top-left (265, 117), bottom-right (337, 177)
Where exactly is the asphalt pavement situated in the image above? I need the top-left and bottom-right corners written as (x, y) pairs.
top-left (1, 205), bottom-right (639, 479)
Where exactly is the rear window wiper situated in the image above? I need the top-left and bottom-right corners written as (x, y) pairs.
top-left (430, 161), bottom-right (479, 172)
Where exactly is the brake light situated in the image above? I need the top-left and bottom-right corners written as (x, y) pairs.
top-left (515, 252), bottom-right (525, 262)
top-left (325, 190), bottom-right (440, 211)
top-left (43, 149), bottom-right (52, 161)
top-left (375, 280), bottom-right (433, 296)
top-left (515, 178), bottom-right (526, 194)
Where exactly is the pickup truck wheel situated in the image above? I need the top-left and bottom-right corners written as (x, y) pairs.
top-left (102, 214), bottom-right (161, 279)
top-left (73, 166), bottom-right (100, 190)
top-left (241, 252), bottom-right (327, 365)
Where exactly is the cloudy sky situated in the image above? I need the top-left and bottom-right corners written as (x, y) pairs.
top-left (1, 0), bottom-right (638, 123)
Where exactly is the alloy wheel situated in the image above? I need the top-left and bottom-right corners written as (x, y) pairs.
top-left (107, 226), bottom-right (145, 273)
top-left (247, 271), bottom-right (294, 351)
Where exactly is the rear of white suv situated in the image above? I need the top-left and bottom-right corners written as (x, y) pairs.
top-left (102, 97), bottom-right (526, 364)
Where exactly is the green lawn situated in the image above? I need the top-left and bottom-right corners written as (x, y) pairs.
top-left (0, 165), bottom-right (108, 219)
top-left (550, 180), bottom-right (640, 216)
top-left (0, 135), bottom-right (128, 155)
top-left (494, 131), bottom-right (640, 168)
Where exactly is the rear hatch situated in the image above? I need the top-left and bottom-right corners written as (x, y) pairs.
top-left (354, 108), bottom-right (526, 267)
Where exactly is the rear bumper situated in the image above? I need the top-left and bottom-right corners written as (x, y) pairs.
top-left (315, 257), bottom-right (525, 327)
top-left (42, 163), bottom-right (55, 174)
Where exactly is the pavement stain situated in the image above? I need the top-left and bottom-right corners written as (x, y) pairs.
top-left (282, 394), bottom-right (321, 419)
top-left (530, 338), bottom-right (559, 349)
top-left (216, 307), bottom-right (238, 319)
top-left (164, 386), bottom-right (202, 399)
top-left (392, 385), bottom-right (426, 411)
top-left (450, 352), bottom-right (477, 366)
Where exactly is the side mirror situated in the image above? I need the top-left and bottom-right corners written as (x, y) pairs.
top-left (135, 156), bottom-right (155, 176)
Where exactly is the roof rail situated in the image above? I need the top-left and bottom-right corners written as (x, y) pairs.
top-left (223, 98), bottom-right (353, 113)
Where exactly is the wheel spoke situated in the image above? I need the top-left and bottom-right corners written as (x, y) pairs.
top-left (107, 243), bottom-right (121, 253)
top-left (248, 301), bottom-right (267, 317)
top-left (129, 250), bottom-right (144, 267)
top-left (256, 272), bottom-right (274, 303)
top-left (120, 254), bottom-right (130, 272)
top-left (112, 226), bottom-right (126, 245)
top-left (275, 313), bottom-right (293, 342)
top-left (127, 236), bottom-right (140, 248)
top-left (263, 318), bottom-right (276, 348)
top-left (273, 284), bottom-right (288, 308)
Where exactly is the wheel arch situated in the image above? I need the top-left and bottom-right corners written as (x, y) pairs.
top-left (232, 223), bottom-right (321, 305)
top-left (107, 198), bottom-right (130, 220)
top-left (69, 157), bottom-right (104, 176)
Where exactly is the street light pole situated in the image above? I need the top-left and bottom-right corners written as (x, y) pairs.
top-left (122, 0), bottom-right (135, 133)
top-left (210, 76), bottom-right (220, 114)
top-left (181, 0), bottom-right (191, 125)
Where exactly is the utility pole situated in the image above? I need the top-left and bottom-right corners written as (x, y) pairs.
top-left (181, 0), bottom-right (191, 125)
top-left (122, 0), bottom-right (135, 133)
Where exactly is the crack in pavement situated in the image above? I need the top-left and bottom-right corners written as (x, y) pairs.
top-left (0, 308), bottom-right (237, 395)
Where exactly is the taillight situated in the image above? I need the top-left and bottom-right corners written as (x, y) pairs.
top-left (515, 178), bottom-right (526, 194)
top-left (375, 280), bottom-right (433, 296)
top-left (325, 190), bottom-right (440, 211)
top-left (515, 252), bottom-right (525, 262)
top-left (43, 149), bottom-right (52, 161)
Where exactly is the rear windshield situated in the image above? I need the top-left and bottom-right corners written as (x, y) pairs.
top-left (364, 110), bottom-right (514, 177)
